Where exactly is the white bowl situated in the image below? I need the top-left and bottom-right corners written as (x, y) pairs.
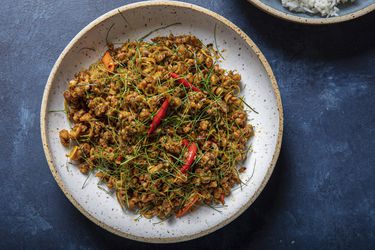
top-left (40, 1), bottom-right (283, 243)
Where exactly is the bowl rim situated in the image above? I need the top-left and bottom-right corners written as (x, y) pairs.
top-left (247, 0), bottom-right (375, 25)
top-left (40, 0), bottom-right (284, 243)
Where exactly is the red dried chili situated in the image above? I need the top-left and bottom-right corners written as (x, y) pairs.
top-left (170, 72), bottom-right (201, 92)
top-left (180, 142), bottom-right (198, 174)
top-left (220, 193), bottom-right (225, 205)
top-left (181, 139), bottom-right (190, 147)
top-left (147, 99), bottom-right (170, 136)
top-left (176, 195), bottom-right (199, 218)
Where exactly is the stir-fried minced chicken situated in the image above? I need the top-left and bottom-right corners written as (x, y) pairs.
top-left (60, 34), bottom-right (254, 219)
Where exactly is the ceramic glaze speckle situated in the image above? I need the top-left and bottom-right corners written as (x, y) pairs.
top-left (41, 1), bottom-right (283, 243)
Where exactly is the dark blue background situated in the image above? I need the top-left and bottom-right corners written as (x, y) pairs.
top-left (0, 0), bottom-right (374, 249)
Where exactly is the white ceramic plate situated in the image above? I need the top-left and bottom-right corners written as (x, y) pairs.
top-left (41, 1), bottom-right (283, 243)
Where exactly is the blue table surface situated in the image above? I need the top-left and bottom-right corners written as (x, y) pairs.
top-left (1, 0), bottom-right (374, 249)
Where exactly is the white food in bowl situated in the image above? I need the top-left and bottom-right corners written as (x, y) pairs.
top-left (281, 0), bottom-right (354, 16)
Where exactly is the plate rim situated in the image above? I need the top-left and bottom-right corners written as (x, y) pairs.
top-left (40, 0), bottom-right (284, 243)
top-left (247, 0), bottom-right (375, 25)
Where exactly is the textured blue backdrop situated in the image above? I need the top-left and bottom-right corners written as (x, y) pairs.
top-left (0, 0), bottom-right (374, 249)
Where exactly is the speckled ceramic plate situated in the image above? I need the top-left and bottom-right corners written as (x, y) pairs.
top-left (247, 0), bottom-right (375, 24)
top-left (40, 1), bottom-right (283, 243)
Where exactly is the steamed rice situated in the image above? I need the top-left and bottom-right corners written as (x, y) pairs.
top-left (281, 0), bottom-right (353, 17)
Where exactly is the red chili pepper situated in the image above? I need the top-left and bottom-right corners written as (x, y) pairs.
top-left (170, 72), bottom-right (201, 92)
top-left (180, 143), bottom-right (198, 174)
top-left (147, 99), bottom-right (170, 136)
top-left (176, 195), bottom-right (199, 218)
top-left (181, 139), bottom-right (190, 147)
top-left (220, 193), bottom-right (225, 205)
top-left (115, 156), bottom-right (123, 165)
